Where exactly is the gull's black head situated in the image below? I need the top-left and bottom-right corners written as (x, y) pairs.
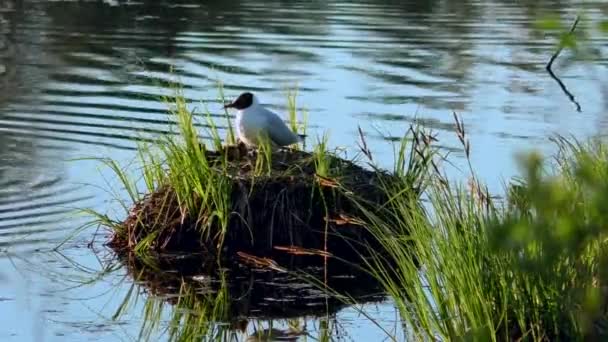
top-left (224, 92), bottom-right (254, 110)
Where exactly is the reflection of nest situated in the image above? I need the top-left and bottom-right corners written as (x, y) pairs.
top-left (117, 250), bottom-right (386, 321)
top-left (111, 144), bottom-right (404, 264)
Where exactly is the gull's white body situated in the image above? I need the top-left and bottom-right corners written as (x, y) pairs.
top-left (234, 95), bottom-right (300, 147)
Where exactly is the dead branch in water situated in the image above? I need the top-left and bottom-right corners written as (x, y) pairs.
top-left (545, 16), bottom-right (582, 113)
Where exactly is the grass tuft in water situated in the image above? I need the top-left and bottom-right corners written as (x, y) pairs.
top-left (356, 116), bottom-right (608, 341)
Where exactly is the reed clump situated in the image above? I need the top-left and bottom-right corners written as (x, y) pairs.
top-left (356, 115), bottom-right (608, 341)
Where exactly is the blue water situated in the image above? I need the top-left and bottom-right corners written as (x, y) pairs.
top-left (1, 0), bottom-right (607, 340)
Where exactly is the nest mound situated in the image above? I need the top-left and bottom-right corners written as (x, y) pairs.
top-left (110, 143), bottom-right (400, 264)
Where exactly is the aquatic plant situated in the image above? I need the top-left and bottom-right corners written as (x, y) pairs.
top-left (357, 118), bottom-right (608, 341)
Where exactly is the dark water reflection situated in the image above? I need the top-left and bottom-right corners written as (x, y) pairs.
top-left (0, 0), bottom-right (607, 340)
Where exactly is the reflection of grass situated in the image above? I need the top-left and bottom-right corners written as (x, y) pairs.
top-left (105, 249), bottom-right (385, 342)
top-left (148, 273), bottom-right (232, 341)
top-left (122, 282), bottom-right (330, 342)
top-left (112, 258), bottom-right (235, 342)
top-left (357, 119), bottom-right (608, 340)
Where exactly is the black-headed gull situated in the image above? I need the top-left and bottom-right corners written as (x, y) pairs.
top-left (224, 92), bottom-right (301, 148)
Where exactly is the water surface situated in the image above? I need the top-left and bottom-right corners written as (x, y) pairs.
top-left (1, 0), bottom-right (607, 340)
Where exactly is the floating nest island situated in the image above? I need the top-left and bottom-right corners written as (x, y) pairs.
top-left (109, 142), bottom-right (403, 269)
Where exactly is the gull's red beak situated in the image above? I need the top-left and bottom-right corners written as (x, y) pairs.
top-left (223, 101), bottom-right (235, 109)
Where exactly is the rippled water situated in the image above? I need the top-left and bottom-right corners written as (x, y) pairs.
top-left (0, 0), bottom-right (607, 340)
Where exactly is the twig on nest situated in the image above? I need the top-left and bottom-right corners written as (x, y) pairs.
top-left (237, 251), bottom-right (287, 272)
top-left (545, 16), bottom-right (582, 112)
